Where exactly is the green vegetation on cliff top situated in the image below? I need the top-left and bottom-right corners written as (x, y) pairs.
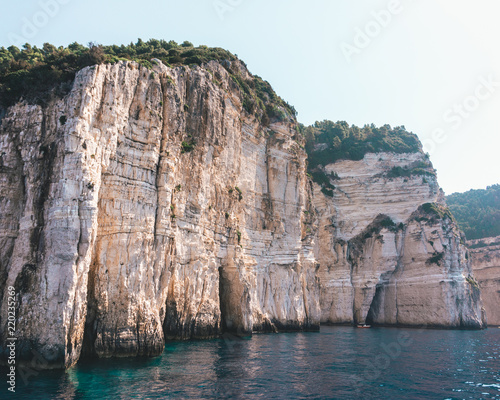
top-left (446, 184), bottom-right (500, 240)
top-left (300, 120), bottom-right (422, 169)
top-left (4, 40), bottom-right (496, 246)
top-left (0, 39), bottom-right (296, 123)
top-left (1, 40), bottom-right (428, 183)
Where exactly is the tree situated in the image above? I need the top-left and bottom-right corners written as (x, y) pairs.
top-left (447, 185), bottom-right (500, 240)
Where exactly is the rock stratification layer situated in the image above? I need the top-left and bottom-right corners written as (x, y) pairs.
top-left (0, 60), bottom-right (318, 368)
top-left (0, 59), bottom-right (485, 369)
top-left (312, 153), bottom-right (484, 328)
top-left (469, 236), bottom-right (500, 326)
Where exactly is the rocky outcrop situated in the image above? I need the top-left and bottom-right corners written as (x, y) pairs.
top-left (313, 153), bottom-right (485, 328)
top-left (0, 60), bottom-right (318, 368)
top-left (469, 236), bottom-right (500, 326)
top-left (0, 59), bottom-right (486, 370)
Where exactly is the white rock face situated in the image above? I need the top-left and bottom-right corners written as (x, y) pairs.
top-left (0, 60), bottom-right (485, 369)
top-left (469, 236), bottom-right (500, 326)
top-left (314, 153), bottom-right (485, 328)
top-left (0, 60), bottom-right (319, 368)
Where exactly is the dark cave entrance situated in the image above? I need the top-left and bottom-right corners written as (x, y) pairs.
top-left (365, 285), bottom-right (383, 326)
top-left (218, 264), bottom-right (251, 336)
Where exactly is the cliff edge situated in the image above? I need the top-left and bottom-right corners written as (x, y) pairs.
top-left (0, 52), bottom-right (486, 369)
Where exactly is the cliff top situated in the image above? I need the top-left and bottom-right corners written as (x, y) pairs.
top-left (300, 120), bottom-right (424, 167)
top-left (1, 40), bottom-right (431, 176)
top-left (0, 39), bottom-right (296, 125)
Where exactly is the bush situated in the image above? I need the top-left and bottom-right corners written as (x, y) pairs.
top-left (321, 187), bottom-right (334, 197)
top-left (235, 186), bottom-right (243, 201)
top-left (310, 169), bottom-right (335, 190)
top-left (426, 252), bottom-right (444, 265)
top-left (386, 166), bottom-right (432, 179)
top-left (181, 141), bottom-right (195, 153)
top-left (301, 121), bottom-right (422, 168)
top-left (466, 275), bottom-right (480, 289)
top-left (309, 168), bottom-right (336, 197)
top-left (357, 214), bottom-right (397, 241)
top-left (379, 217), bottom-right (396, 228)
top-left (421, 203), bottom-right (454, 221)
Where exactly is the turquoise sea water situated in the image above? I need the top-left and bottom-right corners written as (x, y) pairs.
top-left (5, 326), bottom-right (500, 399)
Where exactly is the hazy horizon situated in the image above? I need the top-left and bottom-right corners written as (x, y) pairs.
top-left (1, 0), bottom-right (499, 195)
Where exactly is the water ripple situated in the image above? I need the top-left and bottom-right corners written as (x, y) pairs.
top-left (5, 327), bottom-right (500, 400)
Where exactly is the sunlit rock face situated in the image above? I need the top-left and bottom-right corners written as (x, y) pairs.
top-left (313, 153), bottom-right (485, 328)
top-left (468, 236), bottom-right (500, 326)
top-left (0, 60), bottom-right (485, 370)
top-left (0, 60), bottom-right (319, 368)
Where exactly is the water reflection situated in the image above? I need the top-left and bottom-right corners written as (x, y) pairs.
top-left (9, 327), bottom-right (500, 400)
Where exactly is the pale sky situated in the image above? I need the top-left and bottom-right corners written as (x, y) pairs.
top-left (1, 0), bottom-right (499, 194)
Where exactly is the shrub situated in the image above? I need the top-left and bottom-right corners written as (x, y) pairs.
top-left (466, 275), bottom-right (480, 289)
top-left (379, 217), bottom-right (396, 228)
top-left (181, 141), bottom-right (195, 153)
top-left (235, 186), bottom-right (243, 201)
top-left (310, 169), bottom-right (333, 189)
top-left (426, 252), bottom-right (444, 265)
top-left (328, 171), bottom-right (340, 180)
top-left (310, 168), bottom-right (335, 197)
top-left (385, 162), bottom-right (434, 179)
top-left (59, 115), bottom-right (67, 125)
top-left (321, 187), bottom-right (334, 197)
top-left (421, 203), bottom-right (454, 221)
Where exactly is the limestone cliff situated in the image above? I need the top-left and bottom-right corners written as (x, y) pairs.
top-left (312, 153), bottom-right (485, 328)
top-left (0, 59), bottom-right (485, 370)
top-left (469, 236), bottom-right (500, 326)
top-left (0, 60), bottom-right (318, 368)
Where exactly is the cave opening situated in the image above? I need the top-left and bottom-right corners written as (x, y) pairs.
top-left (218, 264), bottom-right (251, 336)
top-left (218, 266), bottom-right (237, 334)
top-left (365, 284), bottom-right (384, 326)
